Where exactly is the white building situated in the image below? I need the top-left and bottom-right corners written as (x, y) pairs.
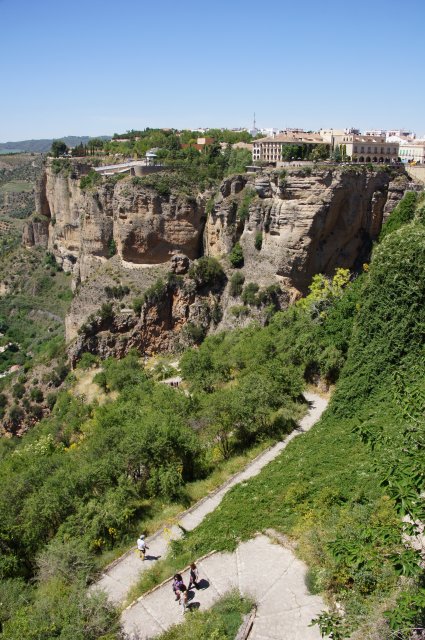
top-left (398, 141), bottom-right (425, 164)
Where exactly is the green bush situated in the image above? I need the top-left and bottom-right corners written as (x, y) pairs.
top-left (46, 392), bottom-right (57, 410)
top-left (157, 591), bottom-right (253, 640)
top-left (12, 383), bottom-right (25, 399)
top-left (30, 387), bottom-right (43, 403)
top-left (99, 302), bottom-right (114, 322)
top-left (188, 257), bottom-right (225, 288)
top-left (142, 279), bottom-right (167, 305)
top-left (104, 284), bottom-right (130, 299)
top-left (132, 297), bottom-right (144, 314)
top-left (79, 170), bottom-right (102, 191)
top-left (76, 352), bottom-right (99, 370)
top-left (229, 272), bottom-right (245, 297)
top-left (229, 242), bottom-right (244, 268)
top-left (230, 305), bottom-right (250, 318)
top-left (241, 282), bottom-right (259, 306)
top-left (107, 238), bottom-right (117, 258)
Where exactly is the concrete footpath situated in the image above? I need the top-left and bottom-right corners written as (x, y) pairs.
top-left (122, 535), bottom-right (325, 639)
top-left (93, 392), bottom-right (328, 609)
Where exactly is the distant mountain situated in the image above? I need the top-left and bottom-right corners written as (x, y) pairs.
top-left (0, 136), bottom-right (111, 154)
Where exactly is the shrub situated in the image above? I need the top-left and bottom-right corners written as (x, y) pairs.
top-left (188, 257), bottom-right (225, 288)
top-left (142, 279), bottom-right (167, 305)
top-left (36, 538), bottom-right (95, 585)
top-left (51, 159), bottom-right (71, 175)
top-left (132, 297), bottom-right (144, 314)
top-left (46, 392), bottom-right (57, 410)
top-left (230, 305), bottom-right (250, 318)
top-left (30, 387), bottom-right (43, 403)
top-left (104, 284), bottom-right (130, 299)
top-left (9, 405), bottom-right (24, 427)
top-left (229, 272), bottom-right (245, 297)
top-left (241, 282), bottom-right (259, 305)
top-left (12, 383), bottom-right (25, 399)
top-left (211, 302), bottom-right (223, 325)
top-left (107, 238), bottom-right (117, 258)
top-left (183, 322), bottom-right (206, 344)
top-left (254, 231), bottom-right (263, 251)
top-left (229, 242), bottom-right (244, 268)
top-left (205, 197), bottom-right (215, 215)
top-left (76, 352), bottom-right (99, 370)
top-left (79, 170), bottom-right (102, 190)
top-left (99, 302), bottom-right (114, 323)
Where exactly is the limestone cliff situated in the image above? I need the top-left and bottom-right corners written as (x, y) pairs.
top-left (206, 168), bottom-right (409, 293)
top-left (27, 161), bottom-right (409, 360)
top-left (28, 160), bottom-right (206, 284)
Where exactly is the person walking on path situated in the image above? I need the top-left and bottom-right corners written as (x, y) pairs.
top-left (137, 534), bottom-right (148, 561)
top-left (188, 562), bottom-right (199, 590)
top-left (172, 574), bottom-right (183, 601)
top-left (172, 573), bottom-right (188, 613)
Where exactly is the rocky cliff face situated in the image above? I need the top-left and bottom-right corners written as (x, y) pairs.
top-left (207, 168), bottom-right (409, 293)
top-left (68, 276), bottom-right (223, 366)
top-left (29, 160), bottom-right (206, 284)
top-left (27, 161), bottom-right (409, 359)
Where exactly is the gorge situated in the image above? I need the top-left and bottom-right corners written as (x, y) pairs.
top-left (24, 160), bottom-right (409, 361)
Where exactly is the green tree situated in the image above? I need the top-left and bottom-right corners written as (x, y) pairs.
top-left (311, 144), bottom-right (330, 161)
top-left (50, 140), bottom-right (68, 158)
top-left (188, 257), bottom-right (225, 288)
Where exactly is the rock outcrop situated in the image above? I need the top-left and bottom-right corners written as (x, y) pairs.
top-left (207, 168), bottom-right (410, 293)
top-left (22, 217), bottom-right (49, 248)
top-left (68, 277), bottom-right (224, 365)
top-left (27, 160), bottom-right (207, 285)
top-left (27, 160), bottom-right (409, 359)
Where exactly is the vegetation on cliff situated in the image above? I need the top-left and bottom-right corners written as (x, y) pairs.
top-left (0, 247), bottom-right (72, 432)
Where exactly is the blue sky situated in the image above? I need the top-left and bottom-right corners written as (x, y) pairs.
top-left (1, 0), bottom-right (424, 141)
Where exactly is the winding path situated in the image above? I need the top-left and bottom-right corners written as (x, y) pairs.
top-left (94, 392), bottom-right (328, 638)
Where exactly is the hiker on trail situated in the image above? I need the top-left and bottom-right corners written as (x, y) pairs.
top-left (188, 562), bottom-right (199, 590)
top-left (172, 574), bottom-right (182, 600)
top-left (172, 573), bottom-right (188, 612)
top-left (137, 534), bottom-right (148, 560)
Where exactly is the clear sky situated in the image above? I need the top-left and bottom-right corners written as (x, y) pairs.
top-left (1, 0), bottom-right (424, 141)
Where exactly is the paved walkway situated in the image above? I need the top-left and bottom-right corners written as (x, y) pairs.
top-left (94, 392), bottom-right (328, 607)
top-left (122, 535), bottom-right (325, 639)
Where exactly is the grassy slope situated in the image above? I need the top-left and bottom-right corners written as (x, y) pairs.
top-left (132, 198), bottom-right (425, 638)
top-left (0, 246), bottom-right (72, 372)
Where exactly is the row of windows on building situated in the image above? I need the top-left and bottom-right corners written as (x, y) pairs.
top-left (353, 146), bottom-right (397, 154)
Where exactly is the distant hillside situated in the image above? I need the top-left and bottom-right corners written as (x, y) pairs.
top-left (0, 136), bottom-right (111, 154)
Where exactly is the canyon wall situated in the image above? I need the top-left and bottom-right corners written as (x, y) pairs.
top-left (25, 160), bottom-right (409, 358)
